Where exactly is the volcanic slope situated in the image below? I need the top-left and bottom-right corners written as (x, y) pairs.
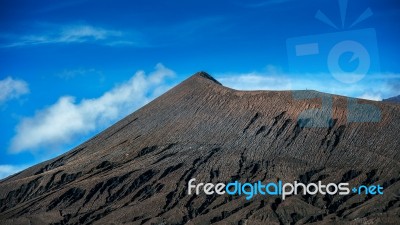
top-left (1, 72), bottom-right (400, 225)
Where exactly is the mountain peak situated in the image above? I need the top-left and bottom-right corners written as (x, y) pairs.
top-left (193, 71), bottom-right (222, 85)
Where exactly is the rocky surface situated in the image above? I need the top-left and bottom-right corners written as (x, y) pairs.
top-left (0, 72), bottom-right (399, 224)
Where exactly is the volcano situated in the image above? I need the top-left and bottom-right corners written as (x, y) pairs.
top-left (1, 72), bottom-right (399, 225)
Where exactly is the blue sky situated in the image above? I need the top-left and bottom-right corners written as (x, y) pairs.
top-left (1, 0), bottom-right (400, 178)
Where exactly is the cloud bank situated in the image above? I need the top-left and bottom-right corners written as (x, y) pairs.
top-left (10, 64), bottom-right (174, 153)
top-left (0, 76), bottom-right (29, 104)
top-left (217, 72), bottom-right (292, 91)
top-left (216, 67), bottom-right (400, 101)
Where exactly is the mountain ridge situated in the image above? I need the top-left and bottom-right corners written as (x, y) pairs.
top-left (383, 95), bottom-right (400, 103)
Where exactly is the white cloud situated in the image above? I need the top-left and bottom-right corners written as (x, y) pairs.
top-left (10, 64), bottom-right (175, 153)
top-left (358, 92), bottom-right (382, 101)
top-left (0, 76), bottom-right (29, 103)
top-left (1, 24), bottom-right (142, 47)
top-left (218, 73), bottom-right (292, 90)
top-left (57, 24), bottom-right (121, 42)
top-left (217, 65), bottom-right (292, 90)
top-left (216, 67), bottom-right (400, 101)
top-left (0, 164), bottom-right (31, 180)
